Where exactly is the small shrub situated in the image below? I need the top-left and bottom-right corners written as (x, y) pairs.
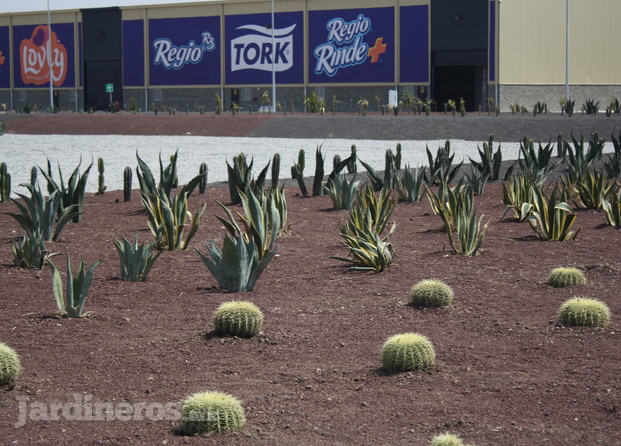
top-left (547, 267), bottom-right (586, 288)
top-left (381, 333), bottom-right (436, 372)
top-left (0, 342), bottom-right (21, 386)
top-left (558, 297), bottom-right (611, 328)
top-left (214, 301), bottom-right (264, 338)
top-left (180, 391), bottom-right (246, 435)
top-left (410, 279), bottom-right (454, 308)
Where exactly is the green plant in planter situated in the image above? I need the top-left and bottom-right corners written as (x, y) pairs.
top-left (180, 391), bottom-right (246, 435)
top-left (547, 267), bottom-right (586, 288)
top-left (410, 279), bottom-right (454, 308)
top-left (114, 233), bottom-right (162, 281)
top-left (381, 333), bottom-right (436, 372)
top-left (431, 433), bottom-right (465, 446)
top-left (214, 301), bottom-right (264, 337)
top-left (50, 254), bottom-right (104, 318)
top-left (558, 297), bottom-right (611, 328)
top-left (0, 342), bottom-right (21, 386)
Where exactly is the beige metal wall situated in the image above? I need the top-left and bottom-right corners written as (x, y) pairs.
top-left (499, 0), bottom-right (621, 85)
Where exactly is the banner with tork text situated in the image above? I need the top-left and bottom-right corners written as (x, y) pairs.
top-left (0, 26), bottom-right (10, 88)
top-left (225, 11), bottom-right (303, 85)
top-left (148, 16), bottom-right (220, 86)
top-left (13, 23), bottom-right (75, 88)
top-left (308, 7), bottom-right (394, 83)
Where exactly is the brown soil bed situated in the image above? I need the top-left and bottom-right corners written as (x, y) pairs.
top-left (0, 113), bottom-right (620, 445)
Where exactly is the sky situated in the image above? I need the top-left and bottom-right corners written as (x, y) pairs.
top-left (1, 0), bottom-right (213, 14)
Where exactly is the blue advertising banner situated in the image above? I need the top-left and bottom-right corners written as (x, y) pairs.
top-left (399, 5), bottom-right (429, 84)
top-left (148, 16), bottom-right (220, 86)
top-left (225, 11), bottom-right (303, 85)
top-left (308, 7), bottom-right (394, 83)
top-left (0, 26), bottom-right (10, 88)
top-left (13, 23), bottom-right (75, 88)
top-left (123, 20), bottom-right (144, 87)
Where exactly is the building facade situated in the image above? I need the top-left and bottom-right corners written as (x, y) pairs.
top-left (0, 0), bottom-right (619, 113)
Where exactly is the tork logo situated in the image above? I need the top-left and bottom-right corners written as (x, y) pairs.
top-left (231, 24), bottom-right (295, 72)
top-left (20, 25), bottom-right (68, 86)
top-left (314, 14), bottom-right (387, 77)
top-left (153, 32), bottom-right (216, 70)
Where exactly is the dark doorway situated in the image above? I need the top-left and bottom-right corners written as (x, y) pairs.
top-left (81, 8), bottom-right (123, 111)
top-left (433, 65), bottom-right (486, 112)
top-left (231, 88), bottom-right (240, 110)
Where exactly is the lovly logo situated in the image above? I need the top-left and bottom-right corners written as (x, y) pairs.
top-left (230, 24), bottom-right (295, 72)
top-left (20, 25), bottom-right (68, 86)
top-left (313, 14), bottom-right (387, 77)
top-left (152, 31), bottom-right (216, 70)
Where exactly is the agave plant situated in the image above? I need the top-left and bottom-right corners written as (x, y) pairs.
top-left (425, 183), bottom-right (474, 232)
top-left (516, 138), bottom-right (557, 184)
top-left (462, 165), bottom-right (490, 196)
top-left (11, 233), bottom-right (56, 269)
top-left (602, 188), bottom-right (621, 228)
top-left (142, 189), bottom-right (205, 251)
top-left (446, 210), bottom-right (489, 256)
top-left (331, 226), bottom-right (394, 272)
top-left (226, 153), bottom-right (269, 204)
top-left (39, 158), bottom-right (92, 223)
top-left (114, 233), bottom-right (162, 281)
top-left (603, 133), bottom-right (621, 179)
top-left (501, 174), bottom-right (543, 219)
top-left (425, 141), bottom-right (463, 186)
top-left (564, 169), bottom-right (618, 210)
top-left (50, 254), bottom-right (104, 318)
top-left (564, 132), bottom-right (605, 183)
top-left (290, 149), bottom-right (308, 197)
top-left (469, 134), bottom-right (502, 181)
top-left (266, 186), bottom-right (289, 235)
top-left (517, 184), bottom-right (579, 241)
top-left (4, 183), bottom-right (80, 242)
top-left (333, 186), bottom-right (396, 272)
top-left (396, 165), bottom-right (426, 202)
top-left (196, 189), bottom-right (280, 292)
top-left (325, 174), bottom-right (360, 210)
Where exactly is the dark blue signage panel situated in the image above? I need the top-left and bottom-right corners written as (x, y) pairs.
top-left (399, 5), bottom-right (429, 83)
top-left (148, 16), bottom-right (220, 86)
top-left (0, 27), bottom-right (10, 88)
top-left (225, 11), bottom-right (303, 85)
top-left (308, 7), bottom-right (394, 83)
top-left (123, 20), bottom-right (144, 87)
top-left (489, 0), bottom-right (496, 82)
top-left (13, 23), bottom-right (75, 88)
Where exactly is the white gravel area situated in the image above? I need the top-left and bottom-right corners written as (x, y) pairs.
top-left (0, 134), bottom-right (614, 195)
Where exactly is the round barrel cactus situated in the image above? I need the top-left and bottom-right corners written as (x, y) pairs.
top-left (547, 267), bottom-right (586, 288)
top-left (558, 297), bottom-right (611, 328)
top-left (180, 391), bottom-right (246, 435)
top-left (409, 279), bottom-right (454, 308)
top-left (431, 433), bottom-right (465, 446)
top-left (214, 301), bottom-right (264, 338)
top-left (381, 333), bottom-right (436, 372)
top-left (0, 342), bottom-right (21, 386)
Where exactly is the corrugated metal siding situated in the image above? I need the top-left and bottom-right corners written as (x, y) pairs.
top-left (500, 0), bottom-right (621, 85)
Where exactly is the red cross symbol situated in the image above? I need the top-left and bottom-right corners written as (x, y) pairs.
top-left (367, 37), bottom-right (387, 63)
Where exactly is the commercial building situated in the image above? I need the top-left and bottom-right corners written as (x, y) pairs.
top-left (0, 0), bottom-right (619, 113)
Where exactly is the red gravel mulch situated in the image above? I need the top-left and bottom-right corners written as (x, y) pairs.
top-left (0, 113), bottom-right (619, 445)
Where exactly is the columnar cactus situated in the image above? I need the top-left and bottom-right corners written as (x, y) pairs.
top-left (0, 342), bottom-right (21, 386)
top-left (30, 165), bottom-right (38, 187)
top-left (271, 153), bottom-right (280, 190)
top-left (123, 166), bottom-right (132, 202)
top-left (409, 279), bottom-right (454, 308)
top-left (96, 157), bottom-right (106, 195)
top-left (198, 162), bottom-right (208, 195)
top-left (0, 162), bottom-right (10, 202)
top-left (214, 301), bottom-right (264, 337)
top-left (547, 267), bottom-right (587, 288)
top-left (558, 297), bottom-right (611, 328)
top-left (381, 333), bottom-right (436, 372)
top-left (180, 391), bottom-right (246, 435)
